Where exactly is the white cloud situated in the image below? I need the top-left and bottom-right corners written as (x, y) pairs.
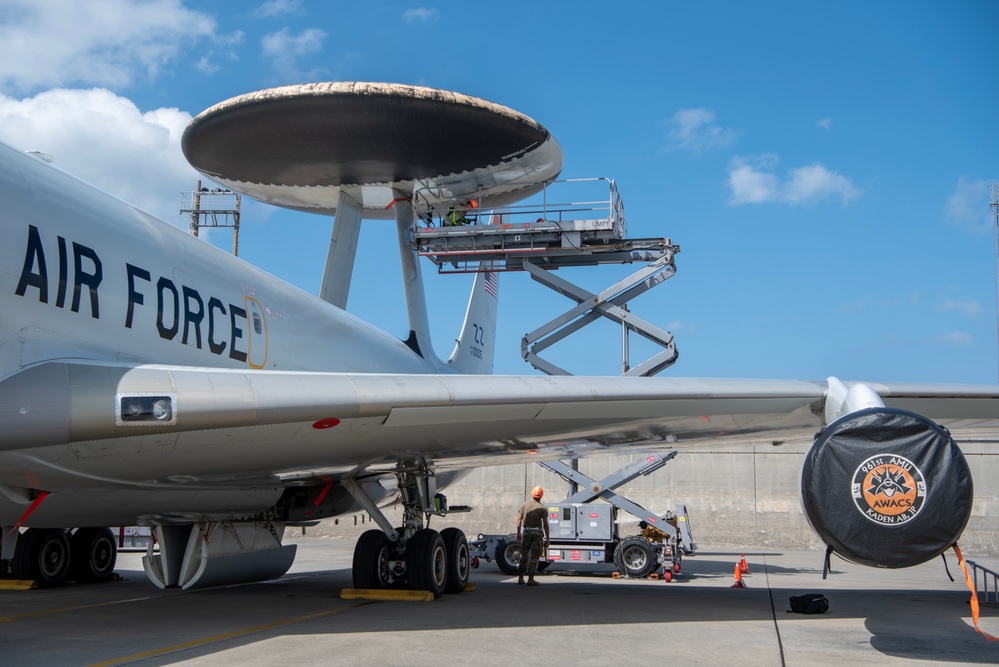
top-left (727, 155), bottom-right (861, 206)
top-left (944, 176), bottom-right (995, 235)
top-left (662, 108), bottom-right (739, 154)
top-left (0, 89), bottom-right (199, 225)
top-left (254, 0), bottom-right (304, 17)
top-left (0, 0), bottom-right (217, 93)
top-left (816, 117), bottom-right (832, 130)
top-left (402, 8), bottom-right (440, 23)
top-left (938, 299), bottom-right (983, 318)
top-left (193, 30), bottom-right (245, 77)
top-left (261, 27), bottom-right (327, 78)
top-left (195, 56), bottom-right (220, 76)
top-left (784, 163), bottom-right (861, 204)
top-left (666, 321), bottom-right (696, 335)
top-left (728, 154), bottom-right (780, 204)
top-left (935, 332), bottom-right (974, 347)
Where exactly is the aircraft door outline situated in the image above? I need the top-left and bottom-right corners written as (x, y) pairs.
top-left (244, 296), bottom-right (268, 368)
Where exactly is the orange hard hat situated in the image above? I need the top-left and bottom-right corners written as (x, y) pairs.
top-left (468, 199), bottom-right (479, 209)
top-left (532, 486), bottom-right (544, 499)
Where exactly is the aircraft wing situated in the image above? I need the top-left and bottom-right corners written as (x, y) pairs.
top-left (4, 361), bottom-right (998, 490)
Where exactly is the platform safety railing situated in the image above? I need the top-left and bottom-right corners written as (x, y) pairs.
top-left (414, 177), bottom-right (624, 237)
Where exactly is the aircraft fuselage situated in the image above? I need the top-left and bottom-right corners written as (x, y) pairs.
top-left (0, 142), bottom-right (432, 381)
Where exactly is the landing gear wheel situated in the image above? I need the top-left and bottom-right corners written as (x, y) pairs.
top-left (13, 528), bottom-right (71, 587)
top-left (407, 528), bottom-right (447, 598)
top-left (352, 529), bottom-right (394, 589)
top-left (69, 527), bottom-right (117, 582)
top-left (495, 536), bottom-right (522, 576)
top-left (614, 537), bottom-right (656, 578)
top-left (440, 527), bottom-right (470, 594)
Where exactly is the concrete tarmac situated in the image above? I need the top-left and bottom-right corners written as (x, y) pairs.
top-left (2, 537), bottom-right (998, 666)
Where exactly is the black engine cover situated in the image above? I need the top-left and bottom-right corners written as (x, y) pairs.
top-left (801, 407), bottom-right (973, 568)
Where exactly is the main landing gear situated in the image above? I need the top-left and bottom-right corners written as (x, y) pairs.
top-left (3, 526), bottom-right (118, 587)
top-left (343, 459), bottom-right (471, 598)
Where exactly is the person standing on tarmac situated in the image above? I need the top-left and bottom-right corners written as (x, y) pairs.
top-left (516, 486), bottom-right (550, 586)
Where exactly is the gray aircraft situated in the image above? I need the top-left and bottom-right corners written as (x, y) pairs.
top-left (1, 82), bottom-right (996, 596)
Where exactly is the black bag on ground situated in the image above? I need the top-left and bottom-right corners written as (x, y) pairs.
top-left (788, 593), bottom-right (829, 614)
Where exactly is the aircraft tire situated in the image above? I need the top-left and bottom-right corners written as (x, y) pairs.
top-left (352, 529), bottom-right (392, 589)
top-left (440, 527), bottom-right (469, 594)
top-left (614, 536), bottom-right (656, 578)
top-left (406, 528), bottom-right (447, 598)
top-left (494, 536), bottom-right (521, 576)
top-left (13, 528), bottom-right (71, 587)
top-left (69, 527), bottom-right (118, 582)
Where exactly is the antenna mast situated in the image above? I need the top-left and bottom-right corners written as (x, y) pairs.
top-left (992, 184), bottom-right (999, 381)
top-left (180, 180), bottom-right (242, 255)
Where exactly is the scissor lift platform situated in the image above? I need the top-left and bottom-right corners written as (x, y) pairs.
top-left (413, 178), bottom-right (680, 377)
top-left (415, 222), bottom-right (675, 273)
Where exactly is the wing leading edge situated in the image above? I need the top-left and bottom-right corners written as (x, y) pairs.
top-left (3, 361), bottom-right (998, 490)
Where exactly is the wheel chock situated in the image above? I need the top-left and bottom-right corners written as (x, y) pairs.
top-left (340, 588), bottom-right (434, 602)
top-left (649, 572), bottom-right (659, 580)
top-left (612, 571), bottom-right (622, 579)
top-left (0, 579), bottom-right (39, 590)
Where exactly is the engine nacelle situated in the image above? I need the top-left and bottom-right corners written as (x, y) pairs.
top-left (800, 407), bottom-right (973, 568)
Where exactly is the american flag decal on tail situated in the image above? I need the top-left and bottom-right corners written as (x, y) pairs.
top-left (484, 272), bottom-right (499, 298)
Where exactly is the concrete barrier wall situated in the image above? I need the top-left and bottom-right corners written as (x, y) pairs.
top-left (304, 443), bottom-right (999, 558)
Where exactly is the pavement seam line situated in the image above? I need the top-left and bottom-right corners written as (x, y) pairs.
top-left (764, 553), bottom-right (787, 667)
top-left (83, 600), bottom-right (377, 667)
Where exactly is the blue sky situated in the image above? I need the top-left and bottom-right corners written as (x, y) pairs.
top-left (0, 0), bottom-right (996, 383)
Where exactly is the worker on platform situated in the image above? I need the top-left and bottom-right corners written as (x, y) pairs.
top-left (516, 485), bottom-right (550, 586)
top-left (444, 199), bottom-right (478, 226)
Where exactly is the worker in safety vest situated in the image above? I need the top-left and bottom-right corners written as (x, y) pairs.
top-left (444, 199), bottom-right (478, 226)
top-left (516, 486), bottom-right (550, 585)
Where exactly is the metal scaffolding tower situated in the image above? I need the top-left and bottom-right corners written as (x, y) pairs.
top-left (992, 184), bottom-right (999, 382)
top-left (414, 178), bottom-right (680, 376)
top-left (180, 180), bottom-right (241, 255)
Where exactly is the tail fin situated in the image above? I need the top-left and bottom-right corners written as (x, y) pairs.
top-left (445, 269), bottom-right (499, 373)
top-left (445, 215), bottom-right (501, 374)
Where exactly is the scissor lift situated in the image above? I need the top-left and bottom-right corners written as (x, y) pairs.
top-left (413, 178), bottom-right (680, 377)
top-left (468, 452), bottom-right (694, 580)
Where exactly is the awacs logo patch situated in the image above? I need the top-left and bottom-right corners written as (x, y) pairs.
top-left (851, 455), bottom-right (926, 525)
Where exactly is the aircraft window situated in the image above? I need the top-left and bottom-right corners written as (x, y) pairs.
top-left (252, 312), bottom-right (262, 334)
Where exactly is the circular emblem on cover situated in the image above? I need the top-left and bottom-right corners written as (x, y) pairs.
top-left (851, 454), bottom-right (926, 525)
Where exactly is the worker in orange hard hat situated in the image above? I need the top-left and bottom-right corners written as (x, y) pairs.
top-left (444, 199), bottom-right (478, 226)
top-left (515, 485), bottom-right (550, 586)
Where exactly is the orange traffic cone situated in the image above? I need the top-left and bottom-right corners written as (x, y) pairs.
top-left (731, 563), bottom-right (746, 588)
top-left (739, 554), bottom-right (749, 574)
